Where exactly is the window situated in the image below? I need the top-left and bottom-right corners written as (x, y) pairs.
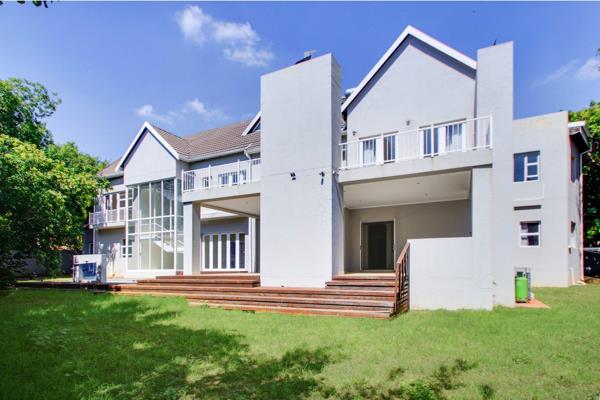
top-left (361, 138), bottom-right (377, 165)
top-left (201, 232), bottom-right (247, 270)
top-left (383, 135), bottom-right (396, 162)
top-left (444, 123), bottom-right (464, 152)
top-left (519, 221), bottom-right (540, 247)
top-left (121, 238), bottom-right (131, 258)
top-left (514, 151), bottom-right (540, 182)
top-left (126, 179), bottom-right (183, 271)
top-left (422, 127), bottom-right (440, 157)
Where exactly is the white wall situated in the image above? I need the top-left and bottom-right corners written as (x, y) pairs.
top-left (345, 200), bottom-right (471, 272)
top-left (476, 42), bottom-right (515, 306)
top-left (512, 112), bottom-right (575, 286)
top-left (347, 36), bottom-right (476, 138)
top-left (95, 228), bottom-right (126, 278)
top-left (123, 130), bottom-right (178, 185)
top-left (409, 237), bottom-right (493, 310)
top-left (260, 54), bottom-right (342, 287)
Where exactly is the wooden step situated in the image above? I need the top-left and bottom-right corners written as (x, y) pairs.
top-left (325, 280), bottom-right (395, 289)
top-left (331, 274), bottom-right (395, 281)
top-left (189, 302), bottom-right (391, 319)
top-left (136, 278), bottom-right (259, 287)
top-left (155, 273), bottom-right (258, 280)
top-left (119, 285), bottom-right (395, 300)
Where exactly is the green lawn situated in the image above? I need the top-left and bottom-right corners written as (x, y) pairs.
top-left (0, 287), bottom-right (599, 400)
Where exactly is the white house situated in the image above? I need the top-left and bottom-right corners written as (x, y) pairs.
top-left (84, 26), bottom-right (589, 312)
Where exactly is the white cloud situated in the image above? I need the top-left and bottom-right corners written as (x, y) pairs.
top-left (175, 6), bottom-right (273, 67)
top-left (575, 57), bottom-right (600, 80)
top-left (185, 98), bottom-right (228, 121)
top-left (135, 99), bottom-right (229, 125)
top-left (135, 104), bottom-right (176, 124)
top-left (533, 59), bottom-right (578, 86)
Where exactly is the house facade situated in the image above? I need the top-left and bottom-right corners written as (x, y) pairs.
top-left (84, 26), bottom-right (589, 310)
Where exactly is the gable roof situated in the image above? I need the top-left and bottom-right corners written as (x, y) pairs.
top-left (341, 25), bottom-right (477, 114)
top-left (111, 119), bottom-right (260, 174)
top-left (117, 122), bottom-right (182, 169)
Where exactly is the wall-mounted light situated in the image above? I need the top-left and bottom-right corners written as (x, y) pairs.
top-left (290, 172), bottom-right (296, 180)
top-left (319, 171), bottom-right (325, 185)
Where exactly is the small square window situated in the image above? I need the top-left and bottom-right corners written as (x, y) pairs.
top-left (514, 151), bottom-right (540, 182)
top-left (519, 221), bottom-right (541, 247)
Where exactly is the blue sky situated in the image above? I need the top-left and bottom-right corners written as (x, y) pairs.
top-left (1, 2), bottom-right (599, 161)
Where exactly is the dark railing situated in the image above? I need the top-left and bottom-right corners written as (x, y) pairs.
top-left (393, 242), bottom-right (410, 315)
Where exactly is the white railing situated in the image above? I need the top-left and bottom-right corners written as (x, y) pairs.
top-left (182, 158), bottom-right (261, 192)
top-left (340, 116), bottom-right (492, 170)
top-left (89, 208), bottom-right (126, 226)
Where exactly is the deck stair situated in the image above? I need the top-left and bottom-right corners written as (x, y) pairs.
top-left (116, 273), bottom-right (398, 318)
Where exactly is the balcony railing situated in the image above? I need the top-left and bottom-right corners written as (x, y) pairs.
top-left (89, 208), bottom-right (126, 226)
top-left (182, 158), bottom-right (261, 193)
top-left (340, 116), bottom-right (492, 170)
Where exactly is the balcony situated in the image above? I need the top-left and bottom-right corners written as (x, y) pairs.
top-left (340, 116), bottom-right (492, 170)
top-left (182, 159), bottom-right (261, 193)
top-left (89, 208), bottom-right (126, 228)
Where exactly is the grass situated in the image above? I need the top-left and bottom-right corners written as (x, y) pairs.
top-left (0, 287), bottom-right (599, 399)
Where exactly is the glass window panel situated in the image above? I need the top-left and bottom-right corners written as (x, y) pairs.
top-left (362, 139), bottom-right (376, 165)
top-left (212, 235), bottom-right (218, 269)
top-left (221, 234), bottom-right (227, 268)
top-left (514, 154), bottom-right (525, 182)
top-left (140, 184), bottom-right (150, 218)
top-left (163, 180), bottom-right (174, 216)
top-left (163, 232), bottom-right (174, 270)
top-left (383, 136), bottom-right (396, 162)
top-left (140, 238), bottom-right (150, 269)
top-left (203, 235), bottom-right (210, 269)
top-left (239, 234), bottom-right (246, 269)
top-left (128, 235), bottom-right (138, 269)
top-left (151, 182), bottom-right (162, 218)
top-left (175, 233), bottom-right (183, 269)
top-left (527, 165), bottom-right (538, 179)
top-left (150, 233), bottom-right (162, 269)
top-left (230, 233), bottom-right (237, 269)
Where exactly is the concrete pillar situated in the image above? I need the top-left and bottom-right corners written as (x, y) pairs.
top-left (260, 54), bottom-right (342, 287)
top-left (476, 42), bottom-right (515, 306)
top-left (183, 202), bottom-right (201, 275)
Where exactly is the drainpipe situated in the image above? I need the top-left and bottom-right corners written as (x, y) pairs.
top-left (580, 146), bottom-right (590, 280)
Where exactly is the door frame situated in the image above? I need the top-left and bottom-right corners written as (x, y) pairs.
top-left (359, 219), bottom-right (396, 271)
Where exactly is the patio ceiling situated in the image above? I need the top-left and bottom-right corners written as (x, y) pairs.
top-left (342, 170), bottom-right (471, 209)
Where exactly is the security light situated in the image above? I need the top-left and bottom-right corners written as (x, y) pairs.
top-left (290, 172), bottom-right (296, 180)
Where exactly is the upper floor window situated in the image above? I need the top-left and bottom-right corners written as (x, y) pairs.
top-left (519, 221), bottom-right (540, 247)
top-left (514, 151), bottom-right (540, 182)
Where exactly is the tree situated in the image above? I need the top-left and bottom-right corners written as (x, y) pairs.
top-left (0, 78), bottom-right (107, 286)
top-left (0, 78), bottom-right (59, 148)
top-left (570, 101), bottom-right (600, 246)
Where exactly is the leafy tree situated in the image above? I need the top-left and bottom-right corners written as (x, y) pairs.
top-left (0, 78), bottom-right (59, 148)
top-left (570, 101), bottom-right (600, 246)
top-left (0, 78), bottom-right (107, 286)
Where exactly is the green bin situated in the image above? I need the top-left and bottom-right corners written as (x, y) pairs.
top-left (515, 275), bottom-right (528, 303)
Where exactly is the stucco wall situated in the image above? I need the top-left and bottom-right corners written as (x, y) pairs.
top-left (260, 54), bottom-right (342, 287)
top-left (123, 130), bottom-right (178, 185)
top-left (346, 36), bottom-right (476, 138)
top-left (409, 237), bottom-right (493, 310)
top-left (345, 200), bottom-right (471, 272)
top-left (512, 112), bottom-right (575, 286)
top-left (95, 228), bottom-right (126, 278)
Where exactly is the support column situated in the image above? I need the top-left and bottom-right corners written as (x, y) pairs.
top-left (471, 166), bottom-right (494, 310)
top-left (183, 202), bottom-right (201, 275)
top-left (476, 42), bottom-right (515, 306)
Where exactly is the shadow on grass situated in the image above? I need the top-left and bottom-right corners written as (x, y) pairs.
top-left (1, 291), bottom-right (492, 400)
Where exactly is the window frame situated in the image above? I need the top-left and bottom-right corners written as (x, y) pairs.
top-left (514, 151), bottom-right (540, 182)
top-left (519, 221), bottom-right (541, 248)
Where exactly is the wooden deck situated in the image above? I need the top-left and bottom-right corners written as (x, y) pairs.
top-left (116, 272), bottom-right (405, 318)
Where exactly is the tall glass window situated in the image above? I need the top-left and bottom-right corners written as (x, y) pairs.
top-left (126, 179), bottom-right (184, 270)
